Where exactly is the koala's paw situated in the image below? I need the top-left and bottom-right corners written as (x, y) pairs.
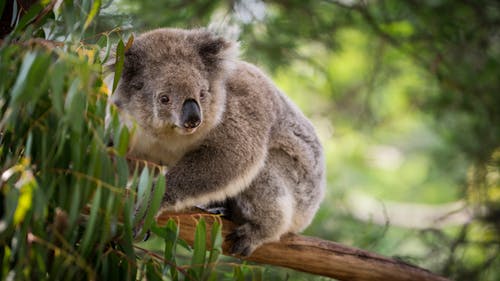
top-left (195, 204), bottom-right (228, 216)
top-left (225, 223), bottom-right (262, 257)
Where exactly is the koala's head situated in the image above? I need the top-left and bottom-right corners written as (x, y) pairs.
top-left (111, 28), bottom-right (238, 137)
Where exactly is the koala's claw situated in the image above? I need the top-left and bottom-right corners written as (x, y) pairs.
top-left (225, 224), bottom-right (259, 257)
top-left (232, 243), bottom-right (252, 257)
top-left (195, 205), bottom-right (228, 216)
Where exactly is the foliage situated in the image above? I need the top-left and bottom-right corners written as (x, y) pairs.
top-left (0, 1), bottom-right (241, 280)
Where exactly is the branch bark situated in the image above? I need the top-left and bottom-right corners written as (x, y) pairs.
top-left (156, 211), bottom-right (450, 281)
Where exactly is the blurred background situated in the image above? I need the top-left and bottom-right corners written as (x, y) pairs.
top-left (94, 1), bottom-right (500, 280)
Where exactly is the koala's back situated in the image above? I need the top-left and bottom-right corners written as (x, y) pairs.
top-left (211, 61), bottom-right (325, 232)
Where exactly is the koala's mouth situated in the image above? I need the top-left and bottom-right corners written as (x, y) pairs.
top-left (174, 124), bottom-right (200, 135)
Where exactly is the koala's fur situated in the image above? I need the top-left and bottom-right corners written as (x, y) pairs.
top-left (111, 28), bottom-right (325, 256)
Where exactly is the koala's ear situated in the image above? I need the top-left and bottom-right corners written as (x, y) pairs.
top-left (197, 33), bottom-right (239, 72)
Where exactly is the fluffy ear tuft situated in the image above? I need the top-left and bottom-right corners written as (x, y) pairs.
top-left (197, 32), bottom-right (239, 73)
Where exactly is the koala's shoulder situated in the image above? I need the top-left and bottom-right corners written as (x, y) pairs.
top-left (214, 61), bottom-right (282, 132)
top-left (226, 62), bottom-right (278, 99)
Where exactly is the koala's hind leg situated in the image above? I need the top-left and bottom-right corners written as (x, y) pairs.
top-left (226, 160), bottom-right (294, 257)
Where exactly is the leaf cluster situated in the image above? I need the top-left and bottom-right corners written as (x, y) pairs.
top-left (0, 1), bottom-right (251, 280)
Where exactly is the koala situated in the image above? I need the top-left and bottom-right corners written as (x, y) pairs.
top-left (111, 28), bottom-right (325, 256)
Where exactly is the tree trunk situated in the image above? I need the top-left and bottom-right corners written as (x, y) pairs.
top-left (156, 211), bottom-right (450, 281)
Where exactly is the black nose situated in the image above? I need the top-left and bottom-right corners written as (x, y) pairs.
top-left (181, 99), bottom-right (201, 129)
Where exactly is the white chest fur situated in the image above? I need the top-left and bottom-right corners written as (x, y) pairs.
top-left (127, 126), bottom-right (197, 167)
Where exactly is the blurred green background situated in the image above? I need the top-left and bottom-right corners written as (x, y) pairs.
top-left (1, 0), bottom-right (499, 280)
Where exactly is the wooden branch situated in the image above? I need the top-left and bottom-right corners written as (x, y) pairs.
top-left (156, 211), bottom-right (450, 281)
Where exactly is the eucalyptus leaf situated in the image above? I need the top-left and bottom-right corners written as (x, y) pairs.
top-left (133, 166), bottom-right (152, 228)
top-left (203, 220), bottom-right (222, 281)
top-left (139, 172), bottom-right (166, 236)
top-left (190, 218), bottom-right (207, 279)
top-left (116, 125), bottom-right (130, 156)
top-left (50, 61), bottom-right (66, 116)
top-left (83, 0), bottom-right (101, 30)
top-left (12, 3), bottom-right (42, 33)
top-left (10, 52), bottom-right (37, 105)
top-left (80, 185), bottom-right (102, 256)
top-left (112, 39), bottom-right (125, 93)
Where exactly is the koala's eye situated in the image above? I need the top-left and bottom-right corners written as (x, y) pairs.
top-left (159, 94), bottom-right (170, 104)
top-left (131, 81), bottom-right (144, 90)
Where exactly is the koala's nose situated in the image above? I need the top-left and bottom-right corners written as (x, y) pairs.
top-left (181, 99), bottom-right (201, 129)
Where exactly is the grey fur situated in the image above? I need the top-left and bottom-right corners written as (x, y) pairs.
top-left (111, 28), bottom-right (325, 256)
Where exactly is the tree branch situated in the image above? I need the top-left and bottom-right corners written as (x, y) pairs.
top-left (156, 210), bottom-right (450, 281)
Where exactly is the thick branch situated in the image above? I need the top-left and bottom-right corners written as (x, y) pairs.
top-left (156, 211), bottom-right (450, 281)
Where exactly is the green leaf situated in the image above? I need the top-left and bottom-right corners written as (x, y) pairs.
top-left (105, 186), bottom-right (117, 237)
top-left (210, 221), bottom-right (223, 256)
top-left (133, 166), bottom-right (152, 227)
top-left (233, 266), bottom-right (244, 281)
top-left (212, 222), bottom-right (222, 248)
top-left (121, 177), bottom-right (136, 262)
top-left (1, 246), bottom-right (12, 280)
top-left (203, 220), bottom-right (222, 281)
top-left (112, 39), bottom-right (125, 93)
top-left (116, 156), bottom-right (129, 188)
top-left (146, 262), bottom-right (162, 281)
top-left (189, 218), bottom-right (207, 279)
top-left (116, 125), bottom-right (130, 156)
top-left (139, 172), bottom-right (166, 237)
top-left (97, 34), bottom-right (112, 64)
top-left (83, 0), bottom-right (101, 30)
top-left (13, 169), bottom-right (36, 226)
top-left (12, 3), bottom-right (42, 32)
top-left (136, 166), bottom-right (150, 205)
top-left (151, 220), bottom-right (179, 281)
top-left (207, 272), bottom-right (218, 281)
top-left (68, 181), bottom-right (82, 228)
top-left (25, 132), bottom-right (33, 159)
top-left (9, 52), bottom-right (51, 107)
top-left (128, 163), bottom-right (140, 195)
top-left (80, 185), bottom-right (102, 256)
top-left (49, 61), bottom-right (66, 116)
top-left (10, 52), bottom-right (37, 104)
top-left (176, 238), bottom-right (192, 252)
top-left (252, 267), bottom-right (263, 281)
top-left (162, 219), bottom-right (179, 260)
top-left (64, 78), bottom-right (85, 134)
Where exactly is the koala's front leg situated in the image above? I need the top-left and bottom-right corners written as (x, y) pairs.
top-left (161, 143), bottom-right (267, 211)
top-left (225, 155), bottom-right (295, 257)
